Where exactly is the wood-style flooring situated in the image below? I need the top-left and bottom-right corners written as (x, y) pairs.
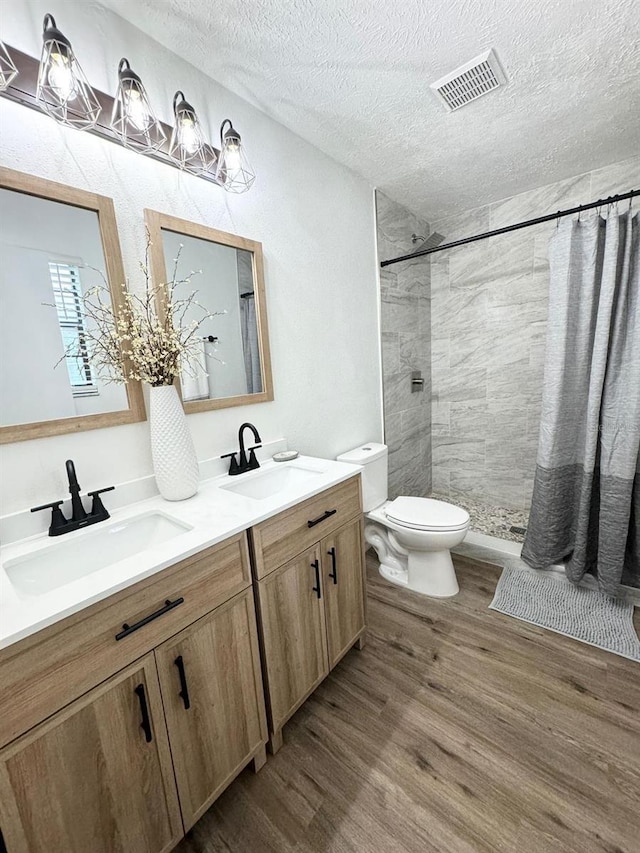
top-left (177, 554), bottom-right (640, 853)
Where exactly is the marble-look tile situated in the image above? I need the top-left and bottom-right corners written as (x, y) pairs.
top-left (485, 434), bottom-right (534, 474)
top-left (380, 291), bottom-right (421, 335)
top-left (431, 401), bottom-right (450, 436)
top-left (449, 400), bottom-right (489, 437)
top-left (379, 268), bottom-right (398, 294)
top-left (450, 469), bottom-right (525, 511)
top-left (431, 337), bottom-right (450, 372)
top-left (430, 256), bottom-right (450, 299)
top-left (431, 287), bottom-right (488, 337)
top-left (489, 173), bottom-right (592, 231)
top-left (449, 330), bottom-right (494, 373)
top-left (448, 241), bottom-right (491, 290)
top-left (431, 437), bottom-right (485, 469)
top-left (431, 466), bottom-right (450, 496)
top-left (381, 332), bottom-right (400, 375)
top-left (384, 370), bottom-right (421, 415)
top-left (399, 333), bottom-right (429, 373)
top-left (395, 257), bottom-right (430, 295)
top-left (590, 156), bottom-right (640, 200)
top-left (401, 406), bottom-right (429, 444)
top-left (434, 367), bottom-right (487, 402)
top-left (431, 205), bottom-right (491, 243)
top-left (486, 359), bottom-right (542, 404)
top-left (383, 411), bottom-right (402, 454)
top-left (376, 191), bottom-right (429, 262)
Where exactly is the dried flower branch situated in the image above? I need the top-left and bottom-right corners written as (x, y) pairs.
top-left (57, 239), bottom-right (223, 387)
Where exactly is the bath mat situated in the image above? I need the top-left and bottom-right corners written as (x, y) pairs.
top-left (489, 565), bottom-right (640, 662)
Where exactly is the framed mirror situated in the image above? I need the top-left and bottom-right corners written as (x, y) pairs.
top-left (145, 210), bottom-right (273, 412)
top-left (0, 168), bottom-right (146, 443)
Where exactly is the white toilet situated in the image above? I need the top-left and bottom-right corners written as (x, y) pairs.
top-left (337, 443), bottom-right (470, 597)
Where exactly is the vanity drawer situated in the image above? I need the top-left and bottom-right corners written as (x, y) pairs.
top-left (0, 532), bottom-right (251, 747)
top-left (250, 475), bottom-right (362, 579)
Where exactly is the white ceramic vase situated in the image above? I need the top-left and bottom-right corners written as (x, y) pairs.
top-left (149, 384), bottom-right (199, 501)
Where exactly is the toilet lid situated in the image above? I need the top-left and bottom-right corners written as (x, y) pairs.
top-left (384, 497), bottom-right (470, 531)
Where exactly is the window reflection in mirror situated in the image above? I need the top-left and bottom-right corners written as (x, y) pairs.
top-left (0, 188), bottom-right (129, 427)
top-left (0, 168), bottom-right (145, 443)
top-left (145, 209), bottom-right (273, 413)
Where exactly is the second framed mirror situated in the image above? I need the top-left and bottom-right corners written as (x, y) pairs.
top-left (145, 210), bottom-right (273, 413)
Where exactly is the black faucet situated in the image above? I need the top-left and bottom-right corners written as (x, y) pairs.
top-left (221, 422), bottom-right (262, 476)
top-left (31, 460), bottom-right (115, 536)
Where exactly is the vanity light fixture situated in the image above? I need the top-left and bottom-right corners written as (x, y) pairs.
top-left (169, 90), bottom-right (215, 174)
top-left (36, 13), bottom-right (101, 129)
top-left (216, 119), bottom-right (256, 193)
top-left (0, 41), bottom-right (18, 91)
top-left (111, 58), bottom-right (166, 152)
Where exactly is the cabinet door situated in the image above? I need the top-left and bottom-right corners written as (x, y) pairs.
top-left (322, 516), bottom-right (366, 669)
top-left (0, 654), bottom-right (181, 853)
top-left (155, 589), bottom-right (267, 830)
top-left (257, 545), bottom-right (329, 733)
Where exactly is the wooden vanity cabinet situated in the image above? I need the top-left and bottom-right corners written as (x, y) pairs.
top-left (0, 655), bottom-right (182, 853)
top-left (154, 588), bottom-right (267, 830)
top-left (0, 534), bottom-right (267, 853)
top-left (251, 476), bottom-right (366, 750)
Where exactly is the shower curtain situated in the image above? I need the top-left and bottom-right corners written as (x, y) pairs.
top-left (522, 208), bottom-right (640, 597)
top-left (240, 296), bottom-right (262, 394)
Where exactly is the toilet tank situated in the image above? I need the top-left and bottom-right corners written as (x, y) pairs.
top-left (336, 443), bottom-right (388, 512)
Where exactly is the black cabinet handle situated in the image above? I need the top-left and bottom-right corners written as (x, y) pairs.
top-left (135, 684), bottom-right (153, 743)
top-left (328, 546), bottom-right (338, 584)
top-left (174, 655), bottom-right (191, 710)
top-left (307, 509), bottom-right (337, 528)
top-left (115, 597), bottom-right (184, 641)
top-left (311, 559), bottom-right (322, 599)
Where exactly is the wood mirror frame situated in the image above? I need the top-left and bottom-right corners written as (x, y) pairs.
top-left (0, 167), bottom-right (146, 444)
top-left (144, 209), bottom-right (274, 413)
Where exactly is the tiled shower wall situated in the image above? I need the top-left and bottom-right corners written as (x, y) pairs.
top-left (430, 155), bottom-right (640, 511)
top-left (375, 191), bottom-right (431, 499)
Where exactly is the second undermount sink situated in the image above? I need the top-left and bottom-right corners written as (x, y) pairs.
top-left (219, 463), bottom-right (326, 501)
top-left (4, 511), bottom-right (192, 597)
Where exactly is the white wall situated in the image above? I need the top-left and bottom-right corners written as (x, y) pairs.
top-left (0, 0), bottom-right (382, 516)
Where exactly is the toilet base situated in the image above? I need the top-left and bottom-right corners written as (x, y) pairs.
top-left (378, 550), bottom-right (459, 598)
top-left (365, 520), bottom-right (461, 599)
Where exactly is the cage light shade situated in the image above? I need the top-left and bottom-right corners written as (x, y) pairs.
top-left (168, 91), bottom-right (215, 175)
top-left (216, 120), bottom-right (255, 193)
top-left (0, 41), bottom-right (18, 92)
top-left (36, 14), bottom-right (101, 129)
top-left (111, 58), bottom-right (166, 152)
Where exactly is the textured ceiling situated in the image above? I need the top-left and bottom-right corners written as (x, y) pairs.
top-left (100, 0), bottom-right (640, 220)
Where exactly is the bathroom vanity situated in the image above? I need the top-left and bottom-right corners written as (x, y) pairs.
top-left (0, 461), bottom-right (366, 853)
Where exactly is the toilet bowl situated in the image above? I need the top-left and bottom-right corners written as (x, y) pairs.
top-left (337, 444), bottom-right (469, 598)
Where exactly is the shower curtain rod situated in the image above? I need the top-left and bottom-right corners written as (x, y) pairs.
top-left (380, 188), bottom-right (640, 268)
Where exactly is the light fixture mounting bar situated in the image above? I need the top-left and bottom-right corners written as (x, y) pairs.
top-left (0, 45), bottom-right (223, 185)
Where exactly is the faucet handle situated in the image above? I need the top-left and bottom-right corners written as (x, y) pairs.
top-left (30, 500), bottom-right (68, 536)
top-left (87, 486), bottom-right (114, 520)
top-left (247, 446), bottom-right (261, 471)
top-left (221, 452), bottom-right (241, 476)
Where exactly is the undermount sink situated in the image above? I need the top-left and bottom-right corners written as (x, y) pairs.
top-left (4, 511), bottom-right (192, 597)
top-left (219, 463), bottom-right (325, 501)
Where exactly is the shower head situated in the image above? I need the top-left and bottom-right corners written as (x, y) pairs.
top-left (411, 232), bottom-right (446, 249)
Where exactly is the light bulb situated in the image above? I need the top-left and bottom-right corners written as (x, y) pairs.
top-left (122, 86), bottom-right (151, 132)
top-left (178, 116), bottom-right (199, 154)
top-left (47, 51), bottom-right (76, 102)
top-left (223, 142), bottom-right (242, 173)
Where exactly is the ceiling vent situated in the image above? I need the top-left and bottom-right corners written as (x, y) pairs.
top-left (430, 49), bottom-right (507, 112)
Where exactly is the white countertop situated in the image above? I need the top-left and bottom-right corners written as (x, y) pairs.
top-left (0, 456), bottom-right (361, 649)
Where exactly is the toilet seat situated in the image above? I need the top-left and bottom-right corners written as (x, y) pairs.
top-left (384, 496), bottom-right (470, 532)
